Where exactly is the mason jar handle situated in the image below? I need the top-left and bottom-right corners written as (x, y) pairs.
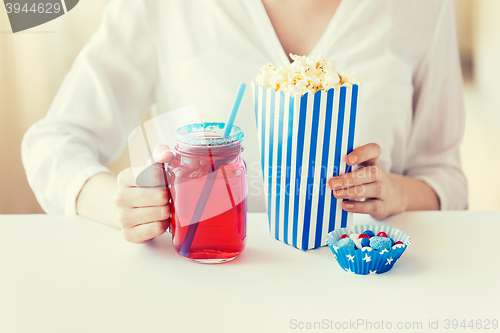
top-left (162, 160), bottom-right (174, 234)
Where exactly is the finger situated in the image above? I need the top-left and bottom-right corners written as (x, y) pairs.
top-left (119, 165), bottom-right (166, 187)
top-left (346, 143), bottom-right (381, 166)
top-left (122, 219), bottom-right (170, 244)
top-left (117, 167), bottom-right (137, 187)
top-left (118, 204), bottom-right (171, 228)
top-left (135, 164), bottom-right (167, 187)
top-left (328, 165), bottom-right (379, 190)
top-left (143, 144), bottom-right (174, 167)
top-left (115, 187), bottom-right (170, 208)
top-left (334, 181), bottom-right (384, 200)
top-left (152, 144), bottom-right (175, 164)
top-left (132, 144), bottom-right (173, 187)
top-left (342, 199), bottom-right (386, 220)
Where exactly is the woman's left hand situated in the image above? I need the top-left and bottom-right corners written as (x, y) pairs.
top-left (328, 143), bottom-right (407, 220)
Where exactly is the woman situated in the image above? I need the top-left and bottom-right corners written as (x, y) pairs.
top-left (22, 0), bottom-right (467, 243)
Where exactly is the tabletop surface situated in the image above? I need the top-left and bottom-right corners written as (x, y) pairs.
top-left (1, 211), bottom-right (499, 333)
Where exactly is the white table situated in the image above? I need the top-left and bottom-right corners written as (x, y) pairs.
top-left (0, 212), bottom-right (499, 333)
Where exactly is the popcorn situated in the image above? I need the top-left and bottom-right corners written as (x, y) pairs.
top-left (255, 54), bottom-right (361, 95)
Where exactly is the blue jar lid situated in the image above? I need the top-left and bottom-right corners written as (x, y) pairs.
top-left (175, 122), bottom-right (244, 146)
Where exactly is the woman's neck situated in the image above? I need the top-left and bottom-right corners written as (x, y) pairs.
top-left (261, 0), bottom-right (342, 62)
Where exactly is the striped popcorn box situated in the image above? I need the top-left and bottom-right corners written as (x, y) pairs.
top-left (253, 83), bottom-right (361, 250)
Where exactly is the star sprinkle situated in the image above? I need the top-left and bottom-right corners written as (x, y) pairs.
top-left (344, 268), bottom-right (354, 274)
top-left (369, 270), bottom-right (377, 275)
top-left (386, 257), bottom-right (394, 265)
top-left (362, 253), bottom-right (372, 262)
top-left (346, 254), bottom-right (355, 262)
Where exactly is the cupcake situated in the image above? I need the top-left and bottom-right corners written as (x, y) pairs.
top-left (326, 224), bottom-right (411, 275)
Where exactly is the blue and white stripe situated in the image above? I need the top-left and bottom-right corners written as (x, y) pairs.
top-left (253, 83), bottom-right (360, 250)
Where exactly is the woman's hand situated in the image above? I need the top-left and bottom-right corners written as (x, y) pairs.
top-left (114, 145), bottom-right (174, 243)
top-left (328, 143), bottom-right (408, 220)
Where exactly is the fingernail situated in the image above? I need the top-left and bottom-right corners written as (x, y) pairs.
top-left (348, 154), bottom-right (358, 164)
top-left (345, 203), bottom-right (354, 209)
top-left (329, 177), bottom-right (342, 190)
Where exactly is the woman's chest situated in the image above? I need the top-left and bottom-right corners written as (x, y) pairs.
top-left (153, 0), bottom-right (432, 172)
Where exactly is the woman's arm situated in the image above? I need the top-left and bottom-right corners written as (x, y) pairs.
top-left (76, 146), bottom-right (174, 243)
top-left (76, 173), bottom-right (120, 228)
top-left (328, 0), bottom-right (467, 218)
top-left (401, 0), bottom-right (468, 210)
top-left (386, 173), bottom-right (440, 212)
top-left (21, 0), bottom-right (157, 217)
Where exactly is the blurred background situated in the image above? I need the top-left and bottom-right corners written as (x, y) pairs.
top-left (0, 0), bottom-right (499, 214)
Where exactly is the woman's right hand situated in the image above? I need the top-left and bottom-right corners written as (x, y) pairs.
top-left (114, 145), bottom-right (174, 243)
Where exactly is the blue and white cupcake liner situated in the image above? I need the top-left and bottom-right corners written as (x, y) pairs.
top-left (326, 224), bottom-right (411, 275)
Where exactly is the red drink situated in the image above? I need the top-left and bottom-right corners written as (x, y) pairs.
top-left (167, 123), bottom-right (247, 263)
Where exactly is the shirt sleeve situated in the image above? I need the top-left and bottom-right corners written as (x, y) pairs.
top-left (21, 0), bottom-right (157, 215)
top-left (404, 0), bottom-right (468, 210)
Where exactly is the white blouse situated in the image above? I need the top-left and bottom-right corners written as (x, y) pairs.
top-left (21, 0), bottom-right (468, 215)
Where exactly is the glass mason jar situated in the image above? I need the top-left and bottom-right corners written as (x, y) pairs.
top-left (166, 122), bottom-right (247, 263)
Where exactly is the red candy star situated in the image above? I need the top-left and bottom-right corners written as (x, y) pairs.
top-left (340, 234), bottom-right (349, 239)
top-left (377, 232), bottom-right (388, 237)
top-left (359, 234), bottom-right (370, 239)
top-left (394, 241), bottom-right (404, 245)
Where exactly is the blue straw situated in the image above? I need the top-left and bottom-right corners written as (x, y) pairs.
top-left (222, 83), bottom-right (247, 137)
